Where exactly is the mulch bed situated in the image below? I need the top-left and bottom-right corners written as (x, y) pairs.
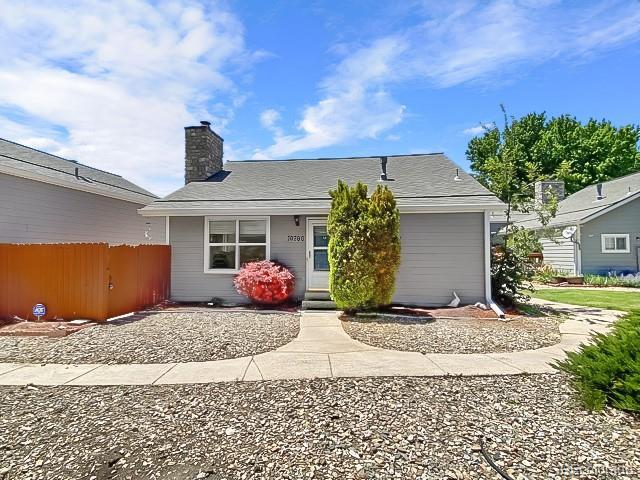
top-left (384, 305), bottom-right (499, 319)
top-left (0, 375), bottom-right (637, 479)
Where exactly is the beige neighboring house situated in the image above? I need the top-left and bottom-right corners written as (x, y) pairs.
top-left (0, 138), bottom-right (166, 244)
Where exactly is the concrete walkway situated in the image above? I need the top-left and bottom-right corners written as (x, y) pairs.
top-left (0, 303), bottom-right (623, 386)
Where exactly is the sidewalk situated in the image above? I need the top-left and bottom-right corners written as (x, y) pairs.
top-left (0, 303), bottom-right (623, 386)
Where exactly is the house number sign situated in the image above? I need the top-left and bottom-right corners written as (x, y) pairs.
top-left (287, 235), bottom-right (304, 242)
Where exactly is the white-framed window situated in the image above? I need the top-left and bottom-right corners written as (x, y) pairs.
top-left (601, 234), bottom-right (630, 254)
top-left (204, 216), bottom-right (270, 273)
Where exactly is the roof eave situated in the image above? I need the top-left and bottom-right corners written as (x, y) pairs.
top-left (0, 163), bottom-right (156, 205)
top-left (579, 191), bottom-right (640, 225)
top-left (138, 202), bottom-right (503, 217)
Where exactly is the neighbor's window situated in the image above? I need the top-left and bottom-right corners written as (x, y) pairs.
top-left (601, 234), bottom-right (630, 254)
top-left (206, 217), bottom-right (269, 271)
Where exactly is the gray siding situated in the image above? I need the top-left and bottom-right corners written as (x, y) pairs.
top-left (170, 212), bottom-right (488, 306)
top-left (169, 215), bottom-right (307, 303)
top-left (269, 215), bottom-right (307, 299)
top-left (0, 173), bottom-right (165, 244)
top-left (393, 213), bottom-right (486, 306)
top-left (540, 235), bottom-right (576, 274)
top-left (580, 198), bottom-right (640, 274)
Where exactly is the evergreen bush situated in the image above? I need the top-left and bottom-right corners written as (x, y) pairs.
top-left (367, 185), bottom-right (401, 306)
top-left (327, 181), bottom-right (401, 311)
top-left (554, 310), bottom-right (640, 412)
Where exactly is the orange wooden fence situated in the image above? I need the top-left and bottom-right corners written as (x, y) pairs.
top-left (0, 243), bottom-right (170, 322)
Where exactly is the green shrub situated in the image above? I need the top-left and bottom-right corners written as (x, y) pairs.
top-left (327, 181), bottom-right (401, 311)
top-left (583, 273), bottom-right (640, 288)
top-left (532, 265), bottom-right (571, 283)
top-left (491, 227), bottom-right (537, 307)
top-left (554, 310), bottom-right (640, 412)
top-left (366, 185), bottom-right (401, 306)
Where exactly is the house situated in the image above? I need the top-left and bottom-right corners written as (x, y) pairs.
top-left (517, 175), bottom-right (640, 275)
top-left (139, 121), bottom-right (504, 308)
top-left (0, 138), bottom-right (166, 244)
top-left (489, 211), bottom-right (529, 244)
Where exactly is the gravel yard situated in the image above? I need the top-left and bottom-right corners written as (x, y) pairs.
top-left (0, 310), bottom-right (299, 364)
top-left (0, 375), bottom-right (638, 479)
top-left (342, 315), bottom-right (562, 354)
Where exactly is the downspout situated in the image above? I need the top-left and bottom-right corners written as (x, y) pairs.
top-left (484, 210), bottom-right (505, 318)
top-left (575, 224), bottom-right (582, 275)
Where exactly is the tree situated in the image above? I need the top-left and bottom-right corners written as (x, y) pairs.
top-left (327, 181), bottom-right (401, 311)
top-left (481, 106), bottom-right (558, 307)
top-left (467, 112), bottom-right (640, 197)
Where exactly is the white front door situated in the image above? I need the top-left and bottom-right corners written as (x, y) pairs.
top-left (306, 218), bottom-right (329, 290)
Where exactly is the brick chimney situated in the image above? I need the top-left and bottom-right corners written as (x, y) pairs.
top-left (185, 121), bottom-right (223, 184)
top-left (534, 180), bottom-right (565, 205)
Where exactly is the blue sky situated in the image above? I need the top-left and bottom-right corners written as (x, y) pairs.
top-left (0, 1), bottom-right (639, 195)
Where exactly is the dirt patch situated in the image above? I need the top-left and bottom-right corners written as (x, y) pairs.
top-left (0, 321), bottom-right (94, 338)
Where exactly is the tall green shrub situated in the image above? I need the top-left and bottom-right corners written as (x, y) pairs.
top-left (327, 181), bottom-right (401, 311)
top-left (367, 185), bottom-right (401, 306)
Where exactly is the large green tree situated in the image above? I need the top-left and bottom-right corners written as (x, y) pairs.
top-left (467, 112), bottom-right (640, 198)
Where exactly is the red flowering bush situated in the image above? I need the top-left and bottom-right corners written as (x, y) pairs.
top-left (233, 260), bottom-right (295, 305)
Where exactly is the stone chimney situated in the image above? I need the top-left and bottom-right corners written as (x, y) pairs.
top-left (534, 180), bottom-right (565, 205)
top-left (185, 121), bottom-right (223, 184)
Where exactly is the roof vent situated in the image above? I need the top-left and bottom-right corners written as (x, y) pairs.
top-left (200, 120), bottom-right (211, 127)
top-left (454, 168), bottom-right (462, 181)
top-left (596, 183), bottom-right (605, 200)
top-left (74, 167), bottom-right (79, 179)
top-left (626, 186), bottom-right (633, 196)
top-left (380, 156), bottom-right (388, 181)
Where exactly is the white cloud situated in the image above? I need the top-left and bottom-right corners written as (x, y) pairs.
top-left (256, 0), bottom-right (640, 158)
top-left (254, 37), bottom-right (407, 158)
top-left (463, 123), bottom-right (494, 136)
top-left (0, 0), bottom-right (256, 195)
top-left (260, 109), bottom-right (281, 129)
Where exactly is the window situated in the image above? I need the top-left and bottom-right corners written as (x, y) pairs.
top-left (601, 234), bottom-right (630, 254)
top-left (205, 217), bottom-right (269, 272)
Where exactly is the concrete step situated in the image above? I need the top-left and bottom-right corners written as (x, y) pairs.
top-left (301, 300), bottom-right (337, 310)
top-left (303, 290), bottom-right (332, 301)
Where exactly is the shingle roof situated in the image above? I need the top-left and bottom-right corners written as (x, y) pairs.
top-left (517, 172), bottom-right (640, 228)
top-left (140, 153), bottom-right (504, 214)
top-left (0, 138), bottom-right (157, 204)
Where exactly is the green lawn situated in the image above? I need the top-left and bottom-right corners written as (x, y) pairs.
top-left (530, 289), bottom-right (640, 312)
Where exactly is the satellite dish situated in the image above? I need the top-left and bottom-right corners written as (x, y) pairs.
top-left (562, 226), bottom-right (577, 239)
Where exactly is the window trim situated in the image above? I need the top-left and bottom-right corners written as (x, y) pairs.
top-left (204, 216), bottom-right (270, 274)
top-left (600, 233), bottom-right (630, 254)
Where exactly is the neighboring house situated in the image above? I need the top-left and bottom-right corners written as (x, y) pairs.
top-left (517, 175), bottom-right (640, 275)
top-left (0, 138), bottom-right (166, 244)
top-left (489, 211), bottom-right (529, 244)
top-left (139, 121), bottom-right (504, 308)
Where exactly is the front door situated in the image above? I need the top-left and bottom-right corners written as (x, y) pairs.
top-left (306, 218), bottom-right (329, 290)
